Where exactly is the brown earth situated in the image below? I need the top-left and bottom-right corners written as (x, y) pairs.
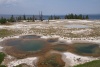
top-left (37, 53), bottom-right (65, 67)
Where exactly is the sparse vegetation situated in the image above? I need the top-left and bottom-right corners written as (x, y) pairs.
top-left (0, 29), bottom-right (22, 38)
top-left (0, 52), bottom-right (6, 67)
top-left (37, 54), bottom-right (65, 67)
top-left (74, 60), bottom-right (100, 67)
top-left (0, 17), bottom-right (7, 24)
top-left (0, 65), bottom-right (6, 67)
top-left (52, 44), bottom-right (68, 52)
top-left (0, 52), bottom-right (5, 64)
top-left (53, 47), bottom-right (67, 52)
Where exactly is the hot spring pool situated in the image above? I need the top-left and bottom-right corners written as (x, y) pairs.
top-left (21, 35), bottom-right (41, 39)
top-left (4, 35), bottom-right (46, 52)
top-left (8, 40), bottom-right (45, 51)
top-left (2, 35), bottom-right (100, 58)
top-left (64, 24), bottom-right (89, 28)
top-left (73, 43), bottom-right (100, 56)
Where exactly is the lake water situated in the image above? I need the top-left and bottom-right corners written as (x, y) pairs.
top-left (0, 14), bottom-right (100, 20)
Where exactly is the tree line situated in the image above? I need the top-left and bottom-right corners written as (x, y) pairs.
top-left (48, 14), bottom-right (89, 20)
top-left (0, 13), bottom-right (89, 24)
top-left (48, 15), bottom-right (61, 20)
top-left (0, 15), bottom-right (36, 24)
top-left (64, 14), bottom-right (89, 19)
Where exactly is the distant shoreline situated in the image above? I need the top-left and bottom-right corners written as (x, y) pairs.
top-left (0, 14), bottom-right (100, 20)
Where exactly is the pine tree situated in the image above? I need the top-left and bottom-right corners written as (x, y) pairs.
top-left (49, 15), bottom-right (53, 20)
top-left (64, 14), bottom-right (88, 19)
top-left (32, 15), bottom-right (35, 22)
top-left (9, 15), bottom-right (15, 22)
top-left (79, 14), bottom-right (83, 19)
top-left (39, 11), bottom-right (43, 21)
top-left (82, 16), bottom-right (85, 19)
top-left (27, 17), bottom-right (30, 22)
top-left (54, 15), bottom-right (56, 19)
top-left (70, 13), bottom-right (74, 19)
top-left (0, 17), bottom-right (7, 24)
top-left (23, 15), bottom-right (26, 20)
top-left (75, 14), bottom-right (78, 19)
top-left (86, 15), bottom-right (89, 19)
top-left (29, 17), bottom-right (32, 20)
top-left (17, 16), bottom-right (22, 22)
